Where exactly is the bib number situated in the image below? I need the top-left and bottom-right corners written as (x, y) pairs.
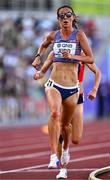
top-left (46, 80), bottom-right (53, 87)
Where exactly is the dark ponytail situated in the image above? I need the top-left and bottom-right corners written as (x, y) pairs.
top-left (73, 18), bottom-right (80, 29)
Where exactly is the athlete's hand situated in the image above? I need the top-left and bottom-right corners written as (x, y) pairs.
top-left (33, 71), bottom-right (44, 80)
top-left (87, 89), bottom-right (97, 100)
top-left (61, 51), bottom-right (73, 59)
top-left (32, 56), bottom-right (41, 69)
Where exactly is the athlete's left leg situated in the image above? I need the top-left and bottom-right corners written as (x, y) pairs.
top-left (56, 92), bottom-right (79, 179)
top-left (57, 98), bottom-right (83, 159)
top-left (71, 103), bottom-right (83, 145)
top-left (61, 92), bottom-right (79, 151)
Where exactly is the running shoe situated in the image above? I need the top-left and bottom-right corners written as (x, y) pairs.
top-left (61, 147), bottom-right (70, 165)
top-left (56, 168), bottom-right (67, 179)
top-left (48, 154), bottom-right (60, 169)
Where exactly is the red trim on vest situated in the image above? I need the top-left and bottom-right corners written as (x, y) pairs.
top-left (78, 63), bottom-right (85, 82)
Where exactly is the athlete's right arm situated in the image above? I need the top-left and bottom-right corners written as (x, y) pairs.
top-left (33, 51), bottom-right (54, 80)
top-left (32, 32), bottom-right (55, 69)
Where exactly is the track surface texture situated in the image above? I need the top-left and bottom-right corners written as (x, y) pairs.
top-left (0, 120), bottom-right (110, 180)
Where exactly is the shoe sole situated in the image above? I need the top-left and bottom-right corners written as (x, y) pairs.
top-left (56, 175), bottom-right (67, 179)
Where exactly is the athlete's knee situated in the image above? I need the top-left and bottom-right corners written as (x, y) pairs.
top-left (71, 139), bottom-right (80, 145)
top-left (50, 109), bottom-right (60, 120)
top-left (71, 136), bottom-right (81, 145)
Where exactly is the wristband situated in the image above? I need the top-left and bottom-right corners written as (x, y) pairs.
top-left (35, 53), bottom-right (40, 58)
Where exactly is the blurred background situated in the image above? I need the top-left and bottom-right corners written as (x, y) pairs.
top-left (0, 0), bottom-right (110, 127)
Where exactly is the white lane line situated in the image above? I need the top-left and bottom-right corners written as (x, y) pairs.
top-left (0, 129), bottom-right (109, 144)
top-left (70, 153), bottom-right (109, 163)
top-left (0, 151), bottom-right (49, 161)
top-left (0, 143), bottom-right (49, 153)
top-left (0, 164), bottom-right (48, 174)
top-left (0, 142), bottom-right (110, 161)
top-left (0, 140), bottom-right (110, 154)
top-left (0, 153), bottom-right (109, 174)
top-left (0, 168), bottom-right (97, 174)
top-left (0, 127), bottom-right (109, 148)
top-left (27, 168), bottom-right (97, 172)
top-left (0, 137), bottom-right (48, 148)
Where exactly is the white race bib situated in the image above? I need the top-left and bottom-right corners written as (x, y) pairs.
top-left (53, 42), bottom-right (76, 58)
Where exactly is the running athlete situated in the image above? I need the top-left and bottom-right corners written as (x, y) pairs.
top-left (32, 5), bottom-right (94, 175)
top-left (56, 62), bottom-right (101, 179)
top-left (34, 51), bottom-right (101, 179)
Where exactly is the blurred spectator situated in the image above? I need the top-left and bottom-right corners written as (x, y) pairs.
top-left (97, 44), bottom-right (110, 118)
top-left (84, 19), bottom-right (101, 52)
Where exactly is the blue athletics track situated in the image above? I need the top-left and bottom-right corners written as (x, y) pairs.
top-left (0, 120), bottom-right (110, 180)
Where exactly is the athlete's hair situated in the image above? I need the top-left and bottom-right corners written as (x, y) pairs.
top-left (57, 5), bottom-right (75, 16)
top-left (57, 5), bottom-right (80, 29)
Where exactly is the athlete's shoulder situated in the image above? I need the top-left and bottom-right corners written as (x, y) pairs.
top-left (77, 29), bottom-right (85, 35)
top-left (76, 29), bottom-right (87, 40)
top-left (46, 31), bottom-right (58, 41)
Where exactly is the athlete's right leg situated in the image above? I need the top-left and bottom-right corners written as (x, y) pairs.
top-left (45, 87), bottom-right (62, 168)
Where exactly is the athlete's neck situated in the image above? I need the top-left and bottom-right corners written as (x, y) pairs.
top-left (61, 27), bottom-right (74, 37)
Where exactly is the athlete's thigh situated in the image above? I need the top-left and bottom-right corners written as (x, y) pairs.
top-left (45, 87), bottom-right (62, 112)
top-left (71, 103), bottom-right (83, 143)
top-left (61, 92), bottom-right (79, 126)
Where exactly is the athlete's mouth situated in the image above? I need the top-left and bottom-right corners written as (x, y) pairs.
top-left (63, 21), bottom-right (69, 24)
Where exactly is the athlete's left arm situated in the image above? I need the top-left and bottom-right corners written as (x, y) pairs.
top-left (62, 30), bottom-right (94, 64)
top-left (75, 30), bottom-right (94, 64)
top-left (86, 63), bottom-right (101, 100)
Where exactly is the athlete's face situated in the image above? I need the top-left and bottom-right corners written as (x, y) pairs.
top-left (57, 7), bottom-right (75, 28)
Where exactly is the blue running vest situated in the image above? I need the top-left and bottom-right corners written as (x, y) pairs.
top-left (53, 29), bottom-right (81, 63)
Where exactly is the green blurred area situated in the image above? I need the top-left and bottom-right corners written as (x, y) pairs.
top-left (71, 0), bottom-right (110, 15)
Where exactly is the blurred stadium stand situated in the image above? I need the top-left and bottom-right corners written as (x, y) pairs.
top-left (0, 0), bottom-right (110, 126)
top-left (0, 0), bottom-right (63, 11)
